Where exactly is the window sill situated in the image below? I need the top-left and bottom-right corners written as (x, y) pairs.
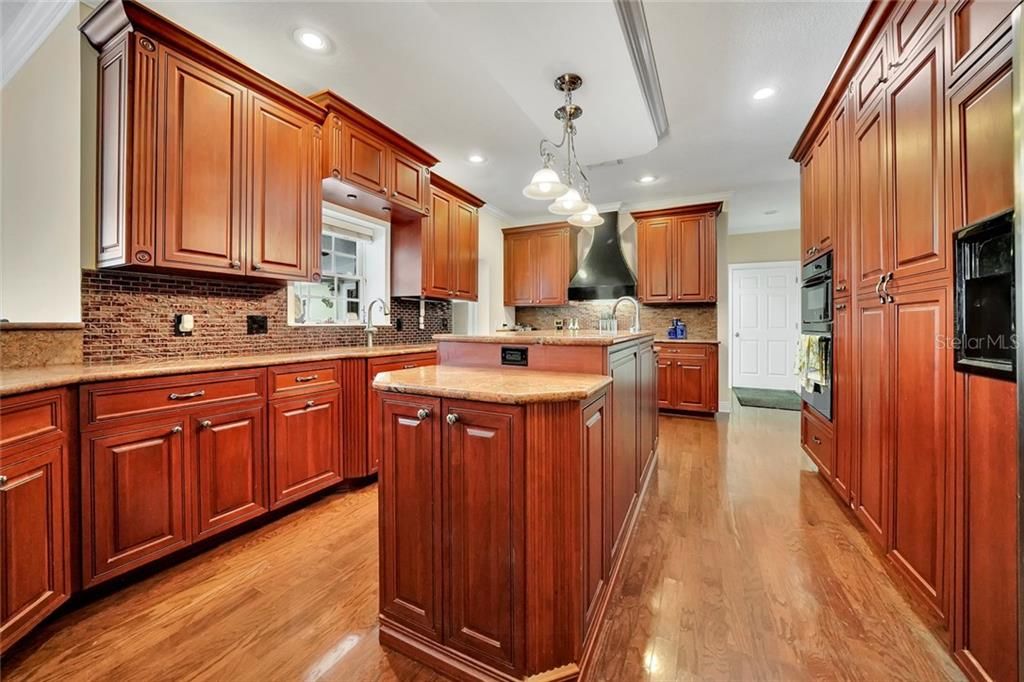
top-left (288, 322), bottom-right (393, 329)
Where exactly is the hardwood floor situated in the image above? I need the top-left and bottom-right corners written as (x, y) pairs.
top-left (4, 403), bottom-right (962, 681)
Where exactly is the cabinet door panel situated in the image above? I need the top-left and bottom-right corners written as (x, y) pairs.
top-left (249, 94), bottom-right (311, 280)
top-left (0, 443), bottom-right (69, 653)
top-left (812, 124), bottom-right (835, 253)
top-left (192, 405), bottom-right (267, 540)
top-left (656, 357), bottom-right (673, 409)
top-left (673, 358), bottom-right (709, 411)
top-left (390, 151), bottom-right (427, 213)
top-left (452, 202), bottom-right (478, 301)
top-left (674, 216), bottom-right (705, 301)
top-left (85, 421), bottom-right (188, 586)
top-left (444, 403), bottom-right (520, 670)
top-left (833, 99), bottom-right (852, 295)
top-left (853, 103), bottom-right (890, 293)
top-left (342, 123), bottom-right (388, 195)
top-left (853, 299), bottom-right (889, 547)
top-left (582, 396), bottom-right (608, 634)
top-left (269, 391), bottom-right (341, 508)
top-left (638, 218), bottom-right (673, 302)
top-left (157, 48), bottom-right (244, 274)
top-left (367, 354), bottom-right (437, 474)
top-left (535, 230), bottom-right (568, 305)
top-left (638, 343), bottom-right (656, 481)
top-left (424, 190), bottom-right (454, 298)
top-left (800, 162), bottom-right (815, 260)
top-left (609, 350), bottom-right (638, 562)
top-left (889, 285), bottom-right (950, 614)
top-left (888, 30), bottom-right (947, 284)
top-left (504, 234), bottom-right (534, 305)
top-left (890, 0), bottom-right (945, 65)
top-left (379, 395), bottom-right (442, 641)
top-left (832, 301), bottom-right (853, 502)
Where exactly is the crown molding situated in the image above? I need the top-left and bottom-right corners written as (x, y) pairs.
top-left (2, 0), bottom-right (75, 87)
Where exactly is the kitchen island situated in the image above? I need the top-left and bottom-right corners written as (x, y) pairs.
top-left (373, 332), bottom-right (658, 680)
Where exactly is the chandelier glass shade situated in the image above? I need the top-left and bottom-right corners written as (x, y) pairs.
top-left (521, 73), bottom-right (603, 227)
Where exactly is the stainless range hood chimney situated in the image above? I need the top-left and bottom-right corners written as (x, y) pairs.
top-left (568, 211), bottom-right (637, 301)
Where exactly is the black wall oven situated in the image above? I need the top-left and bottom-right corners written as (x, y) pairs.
top-left (801, 252), bottom-right (833, 420)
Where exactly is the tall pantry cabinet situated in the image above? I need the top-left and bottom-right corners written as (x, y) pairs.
top-left (792, 2), bottom-right (1020, 680)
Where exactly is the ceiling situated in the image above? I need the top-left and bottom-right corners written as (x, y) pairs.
top-left (140, 0), bottom-right (867, 232)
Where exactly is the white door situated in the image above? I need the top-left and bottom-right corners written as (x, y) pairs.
top-left (730, 261), bottom-right (801, 391)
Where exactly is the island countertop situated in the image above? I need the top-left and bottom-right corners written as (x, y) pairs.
top-left (373, 365), bottom-right (612, 404)
top-left (433, 330), bottom-right (655, 346)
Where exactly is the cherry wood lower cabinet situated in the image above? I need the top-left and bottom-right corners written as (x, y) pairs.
top-left (0, 388), bottom-right (74, 655)
top-left (377, 387), bottom-right (649, 680)
top-left (653, 343), bottom-right (719, 414)
top-left (268, 389), bottom-right (342, 509)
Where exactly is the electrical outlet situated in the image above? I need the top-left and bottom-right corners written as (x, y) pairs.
top-left (173, 314), bottom-right (193, 337)
top-left (394, 317), bottom-right (403, 332)
top-left (247, 315), bottom-right (268, 335)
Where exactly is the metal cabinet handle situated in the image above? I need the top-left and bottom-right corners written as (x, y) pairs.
top-left (378, 187), bottom-right (386, 194)
top-left (403, 364), bottom-right (417, 369)
top-left (305, 399), bottom-right (316, 408)
top-left (446, 413), bottom-right (459, 425)
top-left (0, 475), bottom-right (8, 487)
top-left (875, 274), bottom-right (885, 303)
top-left (882, 272), bottom-right (894, 303)
top-left (171, 425), bottom-right (184, 434)
top-left (252, 263), bottom-right (262, 271)
top-left (417, 408), bottom-right (431, 421)
top-left (199, 420), bottom-right (213, 429)
top-left (230, 260), bottom-right (241, 269)
top-left (812, 436), bottom-right (822, 445)
top-left (836, 303), bottom-right (847, 311)
top-left (295, 374), bottom-right (319, 383)
top-left (331, 169), bottom-right (341, 180)
top-left (888, 59), bottom-right (906, 70)
top-left (169, 390), bottom-right (205, 400)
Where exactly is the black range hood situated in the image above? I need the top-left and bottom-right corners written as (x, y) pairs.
top-left (568, 211), bottom-right (637, 301)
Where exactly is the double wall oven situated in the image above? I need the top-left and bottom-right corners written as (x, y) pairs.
top-left (801, 252), bottom-right (832, 420)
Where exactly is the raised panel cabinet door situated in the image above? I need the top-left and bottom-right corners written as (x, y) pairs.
top-left (656, 356), bottom-right (673, 409)
top-left (390, 150), bottom-right (428, 213)
top-left (888, 284), bottom-right (951, 616)
top-left (637, 218), bottom-right (674, 302)
top-left (889, 0), bottom-right (946, 66)
top-left (852, 101), bottom-right (891, 293)
top-left (887, 28), bottom-right (948, 285)
top-left (156, 47), bottom-right (245, 274)
top-left (833, 97), bottom-right (852, 295)
top-left (452, 202), bottom-right (479, 301)
top-left (84, 421), bottom-right (188, 586)
top-left (0, 442), bottom-right (69, 654)
top-left (812, 123), bottom-right (835, 254)
top-left (702, 216), bottom-right (718, 302)
top-left (853, 28), bottom-right (889, 118)
top-left (504, 233), bottom-right (535, 305)
top-left (367, 354), bottom-right (438, 474)
top-left (673, 357), bottom-right (709, 411)
top-left (423, 190), bottom-right (454, 298)
top-left (248, 94), bottom-right (312, 280)
top-left (800, 160), bottom-right (815, 261)
top-left (638, 343), bottom-right (656, 482)
top-left (379, 395), bottom-right (443, 641)
top-left (608, 349), bottom-right (638, 562)
top-left (268, 391), bottom-right (341, 509)
top-left (832, 300), bottom-right (853, 503)
top-left (191, 405), bottom-right (267, 540)
top-left (581, 395), bottom-right (609, 635)
top-left (535, 230), bottom-right (569, 305)
top-left (443, 401), bottom-right (522, 671)
top-left (341, 122), bottom-right (388, 196)
top-left (852, 297), bottom-right (890, 548)
top-left (949, 0), bottom-right (1016, 76)
top-left (674, 216), bottom-right (706, 301)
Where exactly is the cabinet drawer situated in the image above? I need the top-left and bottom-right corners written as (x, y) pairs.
top-left (84, 370), bottom-right (265, 426)
top-left (367, 352), bottom-right (437, 378)
top-left (655, 343), bottom-right (712, 358)
top-left (0, 389), bottom-right (66, 451)
top-left (269, 361), bottom-right (341, 398)
top-left (801, 408), bottom-right (834, 474)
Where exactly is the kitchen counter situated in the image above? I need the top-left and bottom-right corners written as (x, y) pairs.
top-left (0, 343), bottom-right (437, 397)
top-left (433, 330), bottom-right (655, 346)
top-left (373, 365), bottom-right (611, 404)
top-left (653, 338), bottom-right (721, 344)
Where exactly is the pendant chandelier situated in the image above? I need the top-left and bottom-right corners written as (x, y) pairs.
top-left (522, 73), bottom-right (603, 227)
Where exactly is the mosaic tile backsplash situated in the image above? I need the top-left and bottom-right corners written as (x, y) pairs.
top-left (514, 301), bottom-right (718, 340)
top-left (81, 270), bottom-right (451, 363)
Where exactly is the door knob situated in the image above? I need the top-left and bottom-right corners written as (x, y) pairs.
top-left (446, 413), bottom-right (459, 425)
top-left (416, 408), bottom-right (431, 421)
top-left (734, 332), bottom-right (740, 338)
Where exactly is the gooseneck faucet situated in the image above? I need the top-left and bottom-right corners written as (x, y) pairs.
top-left (363, 298), bottom-right (390, 347)
top-left (611, 296), bottom-right (641, 333)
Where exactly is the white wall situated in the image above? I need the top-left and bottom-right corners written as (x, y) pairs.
top-left (471, 207), bottom-right (513, 334)
top-left (0, 5), bottom-right (88, 322)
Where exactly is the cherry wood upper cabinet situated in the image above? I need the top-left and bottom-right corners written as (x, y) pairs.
top-left (379, 394), bottom-right (444, 642)
top-left (633, 202), bottom-right (721, 304)
top-left (889, 0), bottom-right (946, 68)
top-left (155, 47), bottom-right (245, 275)
top-left (83, 419), bottom-right (190, 587)
top-left (852, 100), bottom-right (890, 294)
top-left (82, 0), bottom-right (324, 281)
top-left (248, 94), bottom-right (317, 280)
top-left (391, 175), bottom-right (483, 301)
top-left (190, 404), bottom-right (267, 540)
top-left (310, 90), bottom-right (438, 219)
top-left (832, 96), bottom-right (852, 296)
top-left (502, 224), bottom-right (578, 306)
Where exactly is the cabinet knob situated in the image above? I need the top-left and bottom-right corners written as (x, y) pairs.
top-left (199, 420), bottom-right (213, 429)
top-left (230, 260), bottom-right (241, 269)
top-left (446, 413), bottom-right (459, 425)
top-left (331, 169), bottom-right (341, 180)
top-left (306, 399), bottom-right (316, 408)
top-left (378, 187), bottom-right (386, 194)
top-left (171, 425), bottom-right (183, 434)
top-left (0, 475), bottom-right (8, 487)
top-left (252, 263), bottom-right (262, 271)
top-left (416, 408), bottom-right (431, 421)
top-left (812, 436), bottom-right (822, 445)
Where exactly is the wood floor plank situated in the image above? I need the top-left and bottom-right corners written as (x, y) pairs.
top-left (5, 404), bottom-right (963, 681)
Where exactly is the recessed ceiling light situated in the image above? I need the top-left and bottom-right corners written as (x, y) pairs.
top-left (764, 209), bottom-right (779, 215)
top-left (467, 153), bottom-right (486, 164)
top-left (753, 87), bottom-right (776, 100)
top-left (637, 175), bottom-right (658, 184)
top-left (294, 28), bottom-right (329, 52)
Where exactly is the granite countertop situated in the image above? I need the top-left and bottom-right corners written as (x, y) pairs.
top-left (653, 338), bottom-right (721, 344)
top-left (373, 365), bottom-right (612, 404)
top-left (0, 344), bottom-right (437, 397)
top-left (433, 330), bottom-right (655, 346)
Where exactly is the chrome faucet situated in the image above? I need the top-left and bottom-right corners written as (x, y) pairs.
top-left (363, 298), bottom-right (390, 347)
top-left (611, 296), bottom-right (641, 334)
